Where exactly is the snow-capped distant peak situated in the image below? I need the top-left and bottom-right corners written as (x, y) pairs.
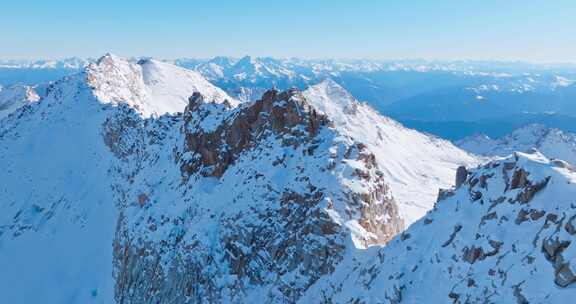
top-left (303, 79), bottom-right (358, 117)
top-left (85, 53), bottom-right (238, 117)
top-left (458, 123), bottom-right (576, 165)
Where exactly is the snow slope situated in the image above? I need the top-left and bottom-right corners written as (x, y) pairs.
top-left (0, 73), bottom-right (118, 303)
top-left (304, 79), bottom-right (479, 224)
top-left (458, 124), bottom-right (576, 164)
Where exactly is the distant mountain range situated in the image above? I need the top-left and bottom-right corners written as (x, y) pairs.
top-left (1, 56), bottom-right (575, 140)
top-left (458, 124), bottom-right (576, 164)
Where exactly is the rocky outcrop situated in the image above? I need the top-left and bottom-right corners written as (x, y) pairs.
top-left (455, 166), bottom-right (468, 188)
top-left (111, 88), bottom-right (404, 303)
top-left (542, 237), bottom-right (575, 287)
top-left (180, 88), bottom-right (328, 178)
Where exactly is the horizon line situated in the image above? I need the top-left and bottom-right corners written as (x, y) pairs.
top-left (1, 53), bottom-right (576, 67)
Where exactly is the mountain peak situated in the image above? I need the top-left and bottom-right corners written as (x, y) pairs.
top-left (96, 52), bottom-right (123, 64)
top-left (303, 79), bottom-right (358, 119)
top-left (236, 55), bottom-right (255, 64)
top-left (1, 63), bottom-right (480, 303)
top-left (85, 54), bottom-right (237, 117)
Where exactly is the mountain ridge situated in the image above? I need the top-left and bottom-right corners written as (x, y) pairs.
top-left (1, 54), bottom-right (573, 303)
top-left (303, 150), bottom-right (576, 303)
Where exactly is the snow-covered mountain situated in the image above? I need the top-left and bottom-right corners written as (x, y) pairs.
top-left (458, 124), bottom-right (576, 164)
top-left (2, 54), bottom-right (573, 303)
top-left (0, 53), bottom-right (238, 121)
top-left (109, 85), bottom-right (410, 303)
top-left (177, 56), bottom-right (576, 97)
top-left (0, 54), bottom-right (237, 303)
top-left (175, 57), bottom-right (576, 141)
top-left (303, 150), bottom-right (576, 302)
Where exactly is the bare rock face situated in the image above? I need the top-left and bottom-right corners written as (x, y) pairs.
top-left (542, 237), bottom-right (575, 287)
top-left (437, 165), bottom-right (468, 204)
top-left (109, 88), bottom-right (404, 303)
top-left (455, 166), bottom-right (468, 188)
top-left (180, 88), bottom-right (329, 178)
top-left (505, 166), bottom-right (551, 204)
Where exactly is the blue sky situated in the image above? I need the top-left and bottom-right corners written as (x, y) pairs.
top-left (1, 0), bottom-right (575, 62)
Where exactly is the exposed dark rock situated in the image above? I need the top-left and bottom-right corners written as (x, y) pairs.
top-left (510, 169), bottom-right (529, 190)
top-left (180, 88), bottom-right (329, 178)
top-left (442, 224), bottom-right (462, 248)
top-left (556, 263), bottom-right (576, 288)
top-left (517, 176), bottom-right (550, 204)
top-left (512, 282), bottom-right (529, 304)
top-left (565, 214), bottom-right (576, 235)
top-left (542, 237), bottom-right (575, 287)
top-left (462, 241), bottom-right (501, 264)
top-left (455, 166), bottom-right (468, 188)
top-left (437, 188), bottom-right (455, 203)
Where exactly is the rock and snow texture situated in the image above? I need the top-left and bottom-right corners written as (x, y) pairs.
top-left (86, 54), bottom-right (237, 117)
top-left (0, 84), bottom-right (39, 119)
top-left (110, 87), bottom-right (407, 303)
top-left (3, 54), bottom-right (571, 304)
top-left (304, 151), bottom-right (576, 303)
top-left (0, 56), bottom-right (402, 303)
top-left (304, 79), bottom-right (479, 224)
top-left (458, 124), bottom-right (576, 165)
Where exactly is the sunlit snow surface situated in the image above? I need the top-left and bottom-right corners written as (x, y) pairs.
top-left (86, 54), bottom-right (237, 117)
